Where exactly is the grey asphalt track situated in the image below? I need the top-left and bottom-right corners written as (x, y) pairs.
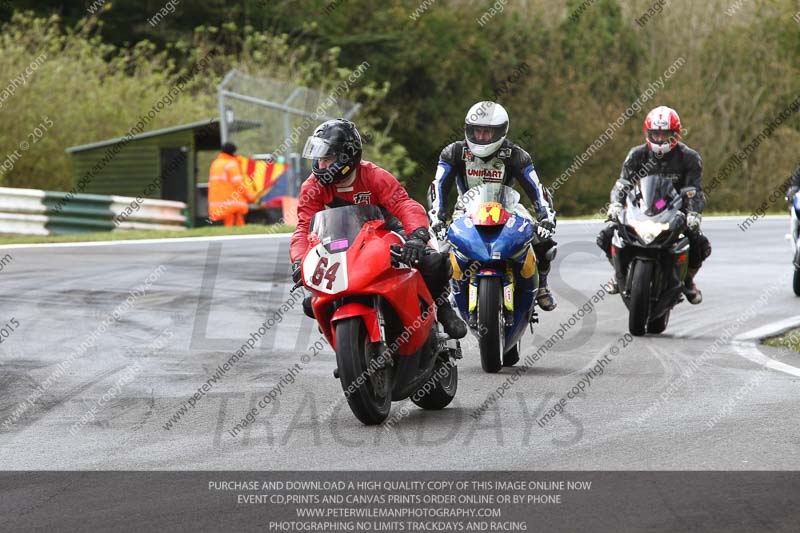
top-left (1, 217), bottom-right (798, 470)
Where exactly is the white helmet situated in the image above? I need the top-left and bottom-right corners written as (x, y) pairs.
top-left (464, 101), bottom-right (509, 158)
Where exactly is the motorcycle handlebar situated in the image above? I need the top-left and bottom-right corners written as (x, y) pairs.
top-left (389, 244), bottom-right (408, 268)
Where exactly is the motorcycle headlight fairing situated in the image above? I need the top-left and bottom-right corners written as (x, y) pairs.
top-left (629, 219), bottom-right (669, 244)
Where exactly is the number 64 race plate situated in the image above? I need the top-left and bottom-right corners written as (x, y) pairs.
top-left (303, 246), bottom-right (349, 295)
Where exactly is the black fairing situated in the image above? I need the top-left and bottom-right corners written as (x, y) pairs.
top-left (613, 175), bottom-right (691, 321)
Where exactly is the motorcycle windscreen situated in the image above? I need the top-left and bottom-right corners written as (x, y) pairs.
top-left (635, 175), bottom-right (678, 216)
top-left (457, 183), bottom-right (520, 226)
top-left (310, 204), bottom-right (385, 253)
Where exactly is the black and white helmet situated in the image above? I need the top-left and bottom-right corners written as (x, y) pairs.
top-left (302, 119), bottom-right (362, 185)
top-left (464, 101), bottom-right (509, 158)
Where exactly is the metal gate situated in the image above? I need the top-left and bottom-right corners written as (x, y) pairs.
top-left (217, 70), bottom-right (361, 197)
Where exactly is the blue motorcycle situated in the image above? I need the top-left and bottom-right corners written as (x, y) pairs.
top-left (443, 184), bottom-right (541, 373)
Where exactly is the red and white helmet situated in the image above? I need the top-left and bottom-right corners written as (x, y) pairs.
top-left (643, 106), bottom-right (681, 157)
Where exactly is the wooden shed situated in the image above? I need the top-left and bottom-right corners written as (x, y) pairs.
top-left (65, 118), bottom-right (259, 226)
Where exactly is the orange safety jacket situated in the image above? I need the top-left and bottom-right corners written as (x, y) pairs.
top-left (208, 153), bottom-right (253, 221)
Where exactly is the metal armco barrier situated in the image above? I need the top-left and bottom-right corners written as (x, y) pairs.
top-left (0, 187), bottom-right (187, 235)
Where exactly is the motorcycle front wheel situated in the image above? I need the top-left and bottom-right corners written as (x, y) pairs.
top-left (478, 277), bottom-right (504, 373)
top-left (335, 317), bottom-right (391, 425)
top-left (793, 267), bottom-right (800, 296)
top-left (628, 261), bottom-right (653, 336)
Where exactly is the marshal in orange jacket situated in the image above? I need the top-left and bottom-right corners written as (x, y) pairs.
top-left (208, 152), bottom-right (254, 225)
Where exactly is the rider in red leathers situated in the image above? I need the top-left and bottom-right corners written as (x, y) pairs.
top-left (290, 119), bottom-right (467, 339)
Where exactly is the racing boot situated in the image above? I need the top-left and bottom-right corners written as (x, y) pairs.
top-left (604, 278), bottom-right (619, 294)
top-left (435, 292), bottom-right (467, 339)
top-left (604, 257), bottom-right (620, 294)
top-left (683, 267), bottom-right (703, 304)
top-left (536, 268), bottom-right (557, 311)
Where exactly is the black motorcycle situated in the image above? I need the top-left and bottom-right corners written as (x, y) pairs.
top-left (611, 174), bottom-right (694, 336)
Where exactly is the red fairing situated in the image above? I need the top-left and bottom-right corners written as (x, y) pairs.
top-left (331, 303), bottom-right (382, 343)
top-left (290, 160), bottom-right (428, 262)
top-left (308, 225), bottom-right (434, 356)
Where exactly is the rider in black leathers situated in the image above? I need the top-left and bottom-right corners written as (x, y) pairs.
top-left (597, 106), bottom-right (711, 303)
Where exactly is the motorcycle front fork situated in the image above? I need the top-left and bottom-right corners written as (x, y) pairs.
top-left (371, 295), bottom-right (393, 370)
top-left (467, 266), bottom-right (515, 326)
top-left (502, 266), bottom-right (515, 324)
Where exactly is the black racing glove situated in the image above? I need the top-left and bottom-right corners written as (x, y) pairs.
top-left (431, 217), bottom-right (445, 236)
top-left (536, 219), bottom-right (555, 240)
top-left (787, 186), bottom-right (799, 203)
top-left (686, 212), bottom-right (702, 232)
top-left (401, 227), bottom-right (430, 265)
top-left (607, 202), bottom-right (624, 222)
top-left (673, 211), bottom-right (687, 231)
top-left (291, 260), bottom-right (302, 284)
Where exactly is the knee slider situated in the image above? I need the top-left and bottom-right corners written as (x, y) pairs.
top-left (700, 235), bottom-right (712, 259)
top-left (545, 244), bottom-right (557, 262)
top-left (596, 227), bottom-right (612, 251)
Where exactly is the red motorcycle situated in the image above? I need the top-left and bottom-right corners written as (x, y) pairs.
top-left (298, 204), bottom-right (460, 425)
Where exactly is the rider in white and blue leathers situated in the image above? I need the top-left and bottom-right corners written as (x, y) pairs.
top-left (428, 101), bottom-right (558, 310)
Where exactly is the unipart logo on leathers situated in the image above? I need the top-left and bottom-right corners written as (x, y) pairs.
top-left (467, 168), bottom-right (503, 179)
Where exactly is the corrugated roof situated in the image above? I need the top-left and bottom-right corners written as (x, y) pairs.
top-left (65, 118), bottom-right (261, 153)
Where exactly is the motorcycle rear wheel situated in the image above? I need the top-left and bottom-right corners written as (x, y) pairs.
top-left (410, 359), bottom-right (458, 410)
top-left (647, 309), bottom-right (670, 335)
top-left (335, 317), bottom-right (391, 425)
top-left (503, 340), bottom-right (521, 367)
top-left (629, 261), bottom-right (653, 336)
